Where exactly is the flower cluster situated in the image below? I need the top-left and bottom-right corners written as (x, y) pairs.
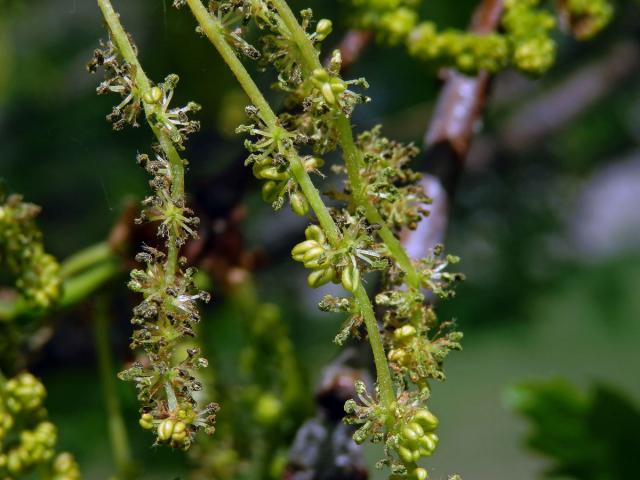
top-left (344, 382), bottom-right (439, 479)
top-left (348, 0), bottom-right (613, 75)
top-left (89, 41), bottom-right (201, 150)
top-left (333, 126), bottom-right (430, 232)
top-left (0, 192), bottom-right (61, 311)
top-left (91, 11), bottom-right (216, 449)
top-left (177, 1), bottom-right (464, 476)
top-left (0, 372), bottom-right (80, 480)
top-left (408, 0), bottom-right (557, 75)
top-left (502, 0), bottom-right (557, 75)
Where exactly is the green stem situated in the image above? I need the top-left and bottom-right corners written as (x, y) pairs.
top-left (184, 0), bottom-right (395, 406)
top-left (60, 260), bottom-right (120, 308)
top-left (0, 256), bottom-right (121, 322)
top-left (185, 0), bottom-right (339, 245)
top-left (96, 0), bottom-right (184, 284)
top-left (271, 0), bottom-right (421, 289)
top-left (335, 116), bottom-right (421, 288)
top-left (94, 297), bottom-right (135, 479)
top-left (59, 242), bottom-right (113, 278)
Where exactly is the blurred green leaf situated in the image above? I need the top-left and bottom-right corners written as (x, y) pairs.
top-left (508, 380), bottom-right (640, 479)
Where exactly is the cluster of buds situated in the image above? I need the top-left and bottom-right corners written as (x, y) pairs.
top-left (136, 152), bottom-right (200, 246)
top-left (239, 108), bottom-right (326, 216)
top-left (0, 192), bottom-right (61, 311)
top-left (0, 373), bottom-right (80, 479)
top-left (335, 126), bottom-right (430, 232)
top-left (345, 381), bottom-right (440, 478)
top-left (396, 409), bottom-right (439, 462)
top-left (304, 59), bottom-right (370, 118)
top-left (350, 0), bottom-right (612, 76)
top-left (292, 225), bottom-right (338, 288)
top-left (3, 373), bottom-right (46, 413)
top-left (387, 322), bottom-right (463, 385)
top-left (89, 41), bottom-right (200, 149)
top-left (408, 23), bottom-right (509, 73)
top-left (138, 398), bottom-right (219, 450)
top-left (88, 39), bottom-right (141, 129)
top-left (502, 0), bottom-right (557, 75)
top-left (142, 74), bottom-right (202, 150)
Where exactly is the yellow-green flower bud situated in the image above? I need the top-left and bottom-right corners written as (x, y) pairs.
top-left (312, 68), bottom-right (330, 82)
top-left (321, 83), bottom-right (337, 105)
top-left (315, 19), bottom-right (333, 41)
top-left (256, 166), bottom-right (289, 181)
top-left (262, 181), bottom-right (281, 203)
top-left (292, 240), bottom-right (321, 261)
top-left (143, 86), bottom-right (163, 104)
top-left (305, 225), bottom-right (325, 243)
top-left (394, 325), bottom-right (417, 340)
top-left (307, 267), bottom-right (335, 288)
top-left (341, 265), bottom-right (360, 292)
top-left (139, 413), bottom-right (154, 430)
top-left (290, 192), bottom-right (309, 216)
top-left (413, 409), bottom-right (439, 431)
top-left (413, 467), bottom-right (428, 480)
top-left (157, 418), bottom-right (176, 442)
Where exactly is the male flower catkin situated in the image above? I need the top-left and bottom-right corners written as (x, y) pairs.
top-left (90, 1), bottom-right (217, 448)
top-left (0, 372), bottom-right (80, 480)
top-left (177, 1), bottom-right (463, 477)
top-left (0, 192), bottom-right (61, 311)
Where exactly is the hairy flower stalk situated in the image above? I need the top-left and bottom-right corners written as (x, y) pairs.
top-left (92, 0), bottom-right (217, 449)
top-left (180, 0), bottom-right (463, 477)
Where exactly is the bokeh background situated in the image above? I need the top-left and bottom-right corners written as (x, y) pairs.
top-left (1, 0), bottom-right (639, 479)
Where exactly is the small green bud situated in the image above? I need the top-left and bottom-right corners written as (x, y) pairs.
top-left (303, 156), bottom-right (325, 171)
top-left (321, 83), bottom-right (337, 105)
top-left (397, 445), bottom-right (414, 463)
top-left (402, 425), bottom-right (419, 442)
top-left (408, 422), bottom-right (424, 438)
top-left (303, 246), bottom-right (325, 263)
top-left (292, 240), bottom-right (321, 261)
top-left (341, 265), bottom-right (360, 292)
top-left (315, 19), bottom-right (333, 41)
top-left (394, 325), bottom-right (417, 340)
top-left (312, 68), bottom-right (330, 82)
top-left (330, 79), bottom-right (347, 94)
top-left (413, 409), bottom-right (439, 431)
top-left (307, 267), bottom-right (335, 288)
top-left (305, 225), bottom-right (326, 243)
top-left (170, 421), bottom-right (188, 445)
top-left (419, 432), bottom-right (438, 452)
top-left (139, 413), bottom-right (154, 430)
top-left (413, 467), bottom-right (428, 480)
top-left (290, 192), bottom-right (309, 216)
top-left (388, 348), bottom-right (406, 363)
top-left (157, 418), bottom-right (176, 442)
top-left (262, 181), bottom-right (281, 203)
top-left (143, 86), bottom-right (163, 104)
top-left (256, 166), bottom-right (289, 181)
